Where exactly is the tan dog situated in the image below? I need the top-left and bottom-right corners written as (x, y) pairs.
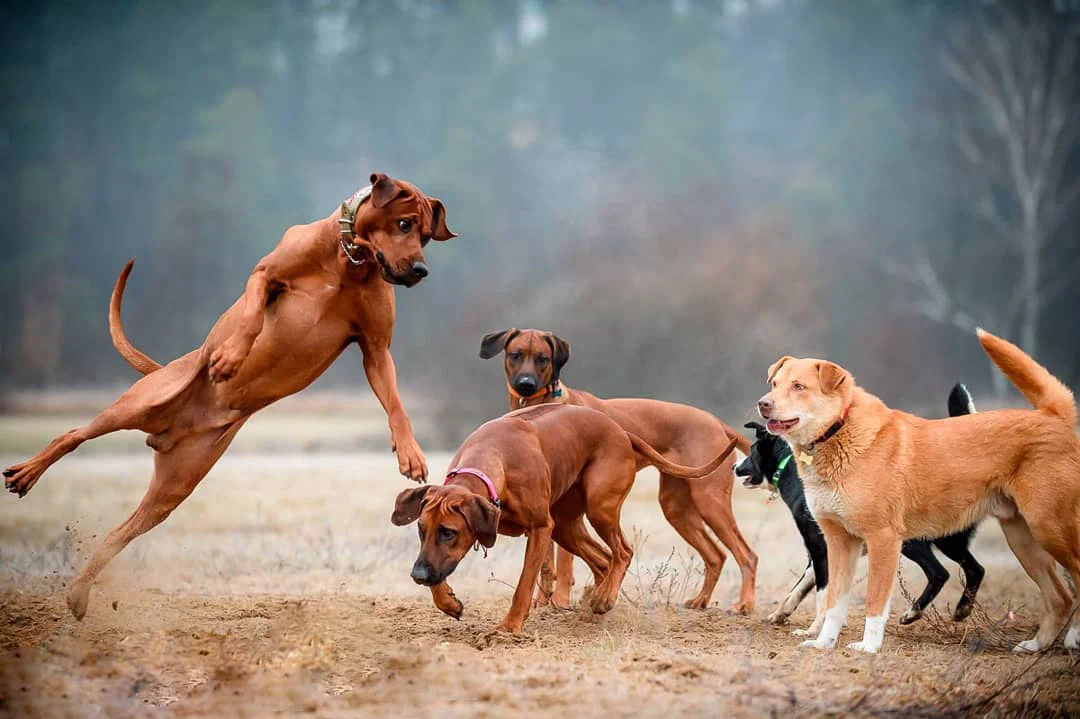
top-left (757, 329), bottom-right (1080, 653)
top-left (4, 173), bottom-right (455, 619)
top-left (391, 403), bottom-right (738, 633)
top-left (479, 328), bottom-right (757, 613)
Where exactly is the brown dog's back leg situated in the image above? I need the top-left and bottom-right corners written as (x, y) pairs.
top-left (659, 475), bottom-right (727, 609)
top-left (686, 471), bottom-right (758, 614)
top-left (998, 514), bottom-right (1073, 652)
top-left (552, 515), bottom-right (611, 586)
top-left (5, 354), bottom-right (201, 497)
top-left (65, 421), bottom-right (244, 620)
top-left (581, 457), bottom-right (635, 615)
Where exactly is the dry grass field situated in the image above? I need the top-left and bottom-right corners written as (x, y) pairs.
top-left (1, 396), bottom-right (1078, 717)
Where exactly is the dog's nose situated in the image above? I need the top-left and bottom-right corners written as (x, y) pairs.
top-left (734, 458), bottom-right (752, 477)
top-left (411, 560), bottom-right (434, 585)
top-left (515, 376), bottom-right (538, 395)
top-left (757, 396), bottom-right (774, 417)
top-left (411, 261), bottom-right (429, 279)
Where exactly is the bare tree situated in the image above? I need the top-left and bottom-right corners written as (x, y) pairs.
top-left (938, 2), bottom-right (1080, 357)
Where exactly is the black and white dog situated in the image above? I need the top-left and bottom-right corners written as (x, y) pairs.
top-left (736, 383), bottom-right (985, 634)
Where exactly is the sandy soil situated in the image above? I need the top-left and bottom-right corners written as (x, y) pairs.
top-left (2, 413), bottom-right (1079, 717)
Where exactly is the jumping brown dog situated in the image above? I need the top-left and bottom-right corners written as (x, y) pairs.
top-left (4, 173), bottom-right (455, 620)
top-left (479, 328), bottom-right (757, 613)
top-left (391, 403), bottom-right (738, 633)
top-left (758, 329), bottom-right (1080, 653)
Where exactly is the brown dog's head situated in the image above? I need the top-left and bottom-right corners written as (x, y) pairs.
top-left (391, 485), bottom-right (499, 586)
top-left (756, 356), bottom-right (853, 445)
top-left (478, 328), bottom-right (571, 399)
top-left (353, 173), bottom-right (456, 287)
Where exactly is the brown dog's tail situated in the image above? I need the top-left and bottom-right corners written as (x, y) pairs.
top-left (727, 427), bottom-right (751, 456)
top-left (627, 433), bottom-right (739, 480)
top-left (110, 259), bottom-right (163, 375)
top-left (976, 328), bottom-right (1076, 427)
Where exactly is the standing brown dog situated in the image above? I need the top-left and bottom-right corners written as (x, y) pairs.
top-left (479, 328), bottom-right (757, 613)
top-left (4, 173), bottom-right (455, 620)
top-left (391, 403), bottom-right (738, 633)
top-left (758, 329), bottom-right (1080, 653)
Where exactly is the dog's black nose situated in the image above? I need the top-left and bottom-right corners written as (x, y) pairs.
top-left (411, 261), bottom-right (429, 279)
top-left (757, 396), bottom-right (774, 417)
top-left (515, 376), bottom-right (538, 395)
top-left (411, 560), bottom-right (434, 585)
top-left (734, 458), bottom-right (752, 477)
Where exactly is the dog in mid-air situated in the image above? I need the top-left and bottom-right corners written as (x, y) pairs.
top-left (4, 173), bottom-right (455, 620)
top-left (757, 329), bottom-right (1080, 653)
top-left (737, 383), bottom-right (984, 635)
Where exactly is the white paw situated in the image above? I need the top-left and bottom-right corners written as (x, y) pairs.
top-left (799, 637), bottom-right (836, 649)
top-left (1065, 626), bottom-right (1078, 649)
top-left (845, 640), bottom-right (880, 654)
top-left (1013, 639), bottom-right (1042, 653)
top-left (791, 627), bottom-right (813, 637)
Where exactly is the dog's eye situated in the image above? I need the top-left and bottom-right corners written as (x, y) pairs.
top-left (508, 351), bottom-right (522, 362)
top-left (437, 526), bottom-right (457, 542)
top-left (536, 355), bottom-right (549, 365)
top-left (398, 219), bottom-right (413, 233)
top-left (793, 382), bottom-right (805, 391)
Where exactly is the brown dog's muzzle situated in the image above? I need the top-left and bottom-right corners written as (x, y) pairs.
top-left (376, 251), bottom-right (429, 287)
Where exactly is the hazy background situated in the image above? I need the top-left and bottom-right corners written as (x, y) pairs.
top-left (2, 0), bottom-right (1078, 447)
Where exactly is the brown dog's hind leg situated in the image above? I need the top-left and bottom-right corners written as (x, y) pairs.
top-left (659, 475), bottom-right (726, 609)
top-left (552, 547), bottom-right (575, 609)
top-left (998, 514), bottom-right (1072, 652)
top-left (581, 458), bottom-right (635, 615)
top-left (687, 473), bottom-right (758, 615)
top-left (552, 514), bottom-right (611, 586)
top-left (66, 422), bottom-right (244, 620)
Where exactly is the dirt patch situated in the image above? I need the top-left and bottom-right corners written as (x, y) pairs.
top-left (2, 449), bottom-right (1079, 716)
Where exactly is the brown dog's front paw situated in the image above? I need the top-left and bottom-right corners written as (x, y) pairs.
top-left (431, 582), bottom-right (463, 619)
top-left (394, 436), bottom-right (428, 482)
top-left (494, 618), bottom-right (524, 634)
top-left (207, 342), bottom-right (248, 383)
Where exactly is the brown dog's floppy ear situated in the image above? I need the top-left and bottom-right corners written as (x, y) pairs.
top-left (459, 495), bottom-right (500, 548)
top-left (391, 485), bottom-right (434, 525)
top-left (817, 361), bottom-right (849, 394)
top-left (479, 329), bottom-right (518, 359)
top-left (544, 333), bottom-right (571, 379)
top-left (426, 197), bottom-right (457, 241)
top-left (766, 356), bottom-right (795, 384)
top-left (370, 172), bottom-right (405, 208)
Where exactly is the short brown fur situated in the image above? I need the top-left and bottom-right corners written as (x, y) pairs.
top-left (480, 328), bottom-right (757, 613)
top-left (758, 329), bottom-right (1080, 653)
top-left (391, 403), bottom-right (737, 633)
top-left (4, 173), bottom-right (455, 620)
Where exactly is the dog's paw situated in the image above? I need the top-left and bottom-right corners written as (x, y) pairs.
top-left (799, 637), bottom-right (836, 649)
top-left (67, 581), bottom-right (91, 621)
top-left (731, 600), bottom-right (753, 616)
top-left (1013, 639), bottom-right (1043, 653)
top-left (494, 619), bottom-right (524, 634)
top-left (684, 595), bottom-right (710, 610)
top-left (207, 342), bottom-right (248, 383)
top-left (4, 462), bottom-right (42, 498)
top-left (393, 435), bottom-right (428, 482)
top-left (767, 609), bottom-right (790, 625)
top-left (953, 601), bottom-right (974, 622)
top-left (551, 590), bottom-right (572, 611)
top-left (845, 640), bottom-right (880, 654)
top-left (899, 608), bottom-right (922, 625)
top-left (791, 627), bottom-right (814, 637)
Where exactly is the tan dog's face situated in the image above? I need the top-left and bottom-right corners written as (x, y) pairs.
top-left (478, 328), bottom-right (570, 398)
top-left (391, 485), bottom-right (499, 586)
top-left (357, 173), bottom-right (456, 287)
top-left (757, 356), bottom-right (852, 445)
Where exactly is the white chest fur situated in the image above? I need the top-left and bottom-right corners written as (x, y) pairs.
top-left (797, 456), bottom-right (852, 528)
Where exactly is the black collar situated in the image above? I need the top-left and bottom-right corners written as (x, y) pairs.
top-left (805, 419), bottom-right (844, 452)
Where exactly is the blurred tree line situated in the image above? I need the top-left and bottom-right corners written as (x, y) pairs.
top-left (1, 0), bottom-right (1077, 443)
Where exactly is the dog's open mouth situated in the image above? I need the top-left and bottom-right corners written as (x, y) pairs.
top-left (766, 418), bottom-right (799, 433)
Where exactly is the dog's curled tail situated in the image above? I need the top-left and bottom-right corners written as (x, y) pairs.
top-left (110, 259), bottom-right (163, 375)
top-left (976, 328), bottom-right (1076, 427)
top-left (627, 433), bottom-right (738, 480)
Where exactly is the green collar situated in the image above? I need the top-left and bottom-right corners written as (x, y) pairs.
top-left (339, 185), bottom-right (373, 265)
top-left (770, 453), bottom-right (792, 486)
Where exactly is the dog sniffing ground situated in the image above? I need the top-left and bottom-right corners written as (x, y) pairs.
top-left (1, 403), bottom-right (1078, 717)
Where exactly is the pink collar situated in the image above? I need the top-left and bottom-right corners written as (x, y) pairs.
top-left (445, 468), bottom-right (501, 507)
